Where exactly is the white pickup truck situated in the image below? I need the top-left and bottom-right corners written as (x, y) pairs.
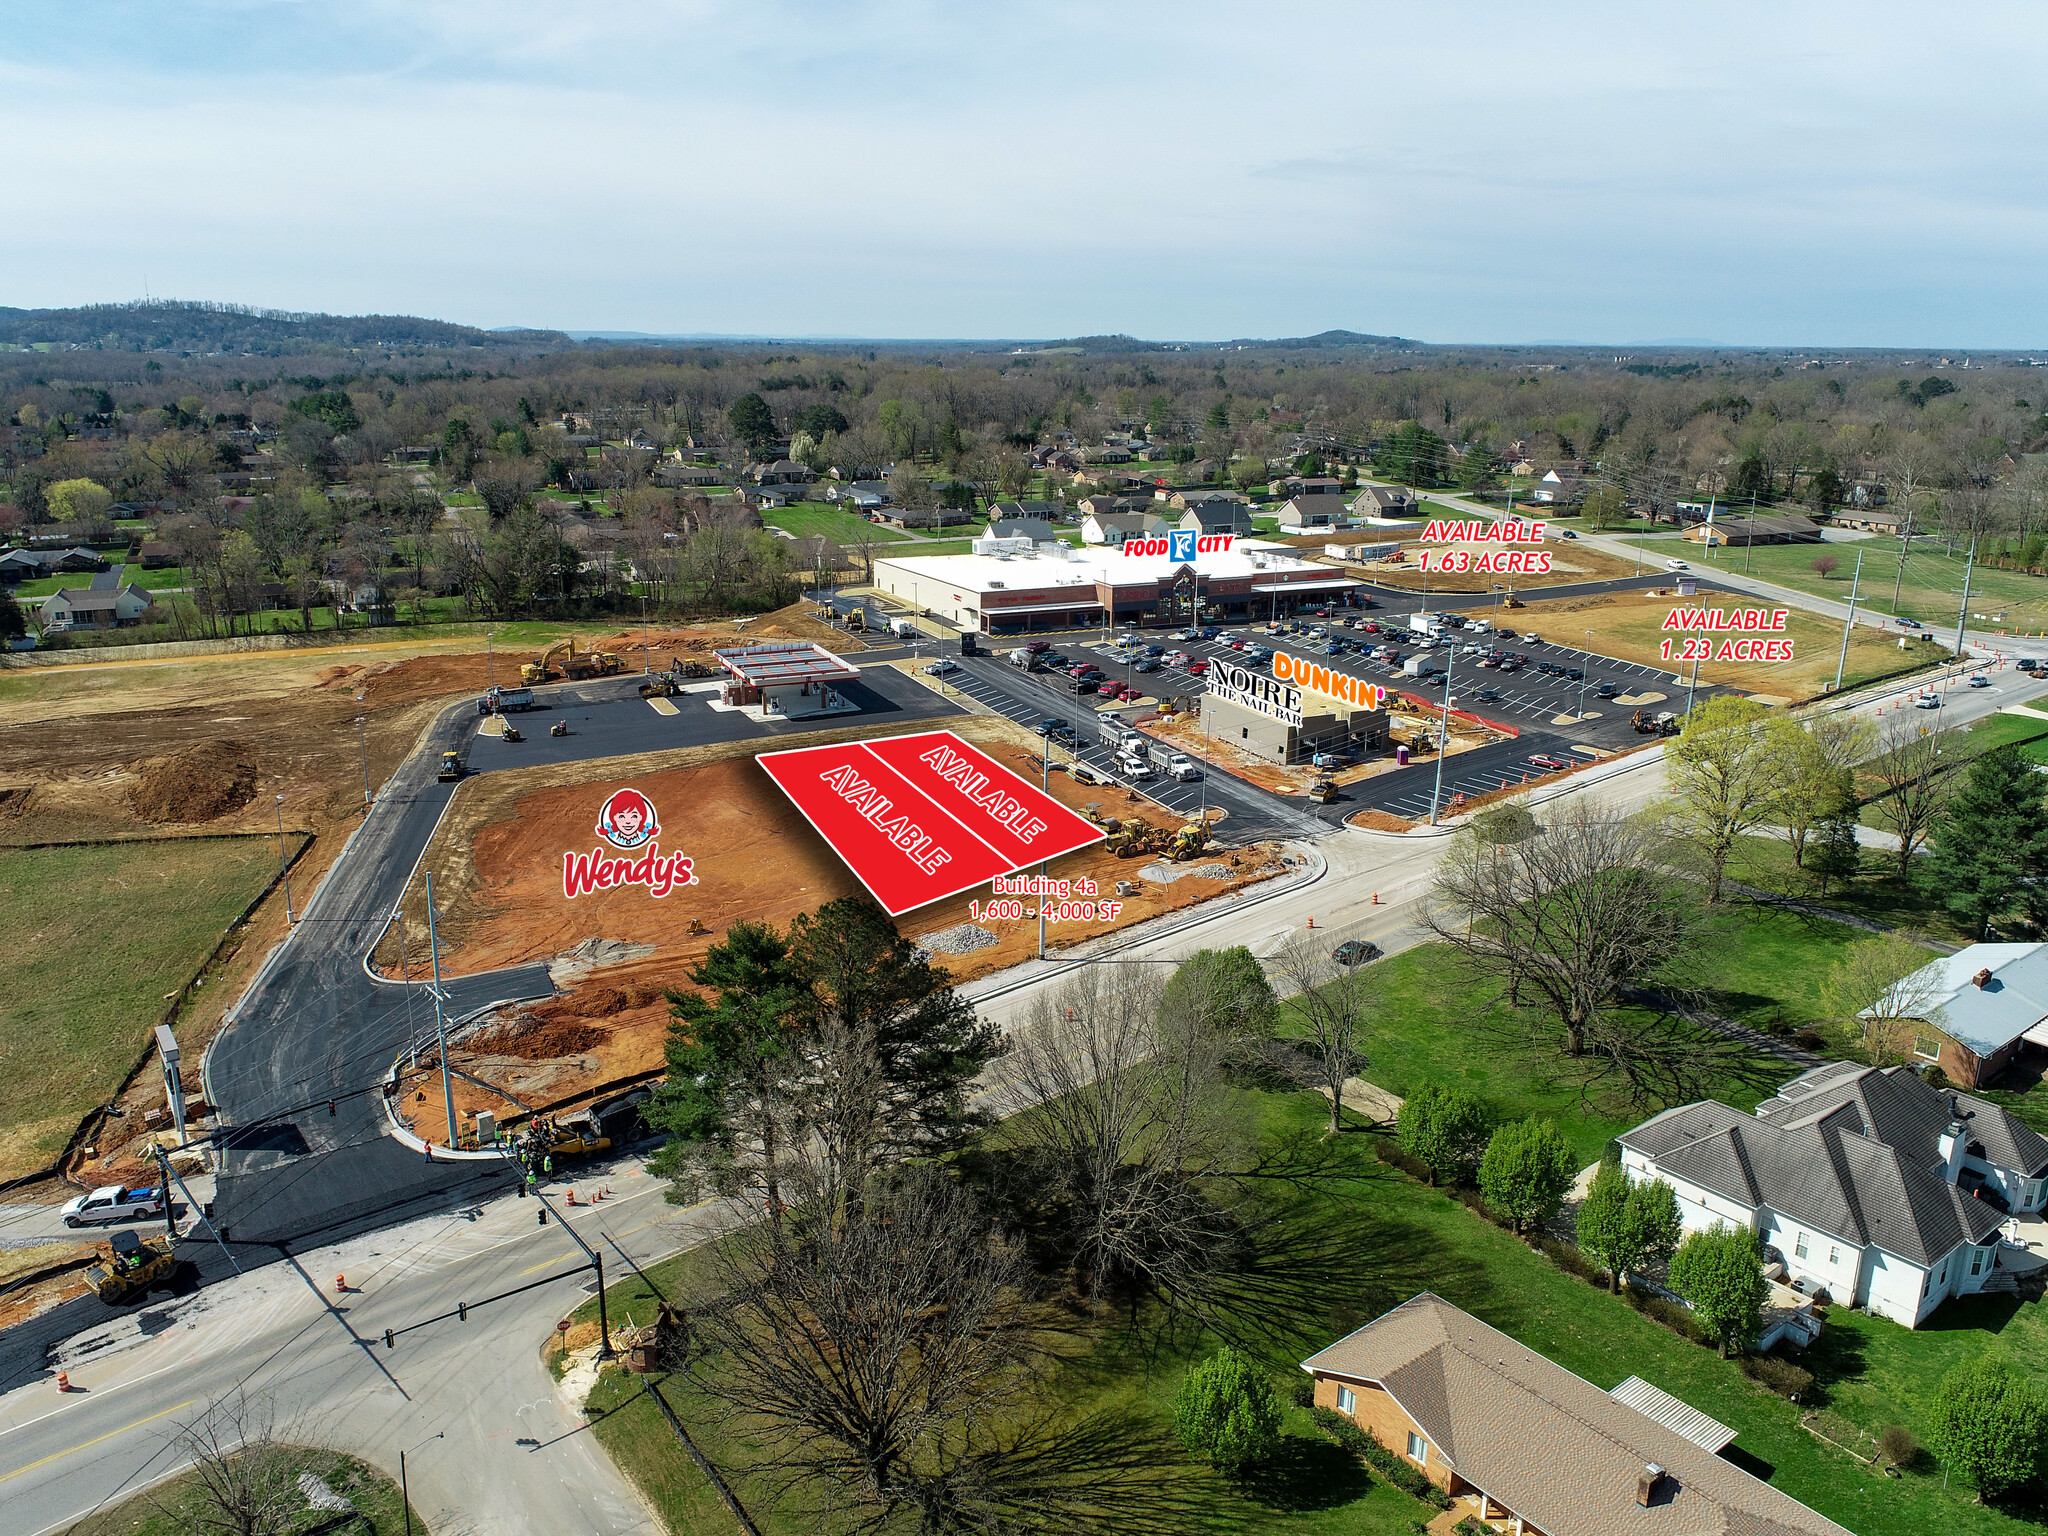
top-left (62, 1185), bottom-right (165, 1229)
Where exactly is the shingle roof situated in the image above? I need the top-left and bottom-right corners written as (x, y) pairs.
top-left (1302, 1295), bottom-right (1854, 1536)
top-left (1761, 1059), bottom-right (2048, 1178)
top-left (1624, 1065), bottom-right (2012, 1264)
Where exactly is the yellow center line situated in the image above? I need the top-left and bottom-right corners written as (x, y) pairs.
top-left (518, 1253), bottom-right (574, 1277)
top-left (0, 1400), bottom-right (197, 1485)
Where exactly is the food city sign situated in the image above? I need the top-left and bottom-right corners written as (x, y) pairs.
top-left (1207, 657), bottom-right (1303, 726)
top-left (563, 787), bottom-right (699, 899)
top-left (1272, 651), bottom-right (1389, 713)
top-left (1122, 531), bottom-right (1236, 560)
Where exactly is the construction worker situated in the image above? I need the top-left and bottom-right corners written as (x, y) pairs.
top-left (543, 1154), bottom-right (554, 1180)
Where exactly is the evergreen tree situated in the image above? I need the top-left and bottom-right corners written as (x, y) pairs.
top-left (1174, 1347), bottom-right (1281, 1477)
top-left (1455, 443), bottom-right (1502, 495)
top-left (1808, 792), bottom-right (1863, 897)
top-left (726, 391), bottom-right (776, 454)
top-left (1668, 1227), bottom-right (1767, 1357)
top-left (1920, 746), bottom-right (2048, 935)
top-left (0, 587), bottom-right (26, 640)
top-left (1930, 1355), bottom-right (2048, 1503)
top-left (1477, 1116), bottom-right (1575, 1233)
top-left (1372, 421), bottom-right (1450, 488)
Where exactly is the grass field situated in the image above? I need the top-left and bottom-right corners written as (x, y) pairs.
top-left (764, 505), bottom-right (913, 544)
top-left (1693, 537), bottom-right (2048, 634)
top-left (62, 1445), bottom-right (421, 1536)
top-left (0, 837), bottom-right (286, 1178)
top-left (10, 566), bottom-right (190, 600)
top-left (1507, 587), bottom-right (1937, 699)
top-left (573, 1073), bottom-right (2048, 1535)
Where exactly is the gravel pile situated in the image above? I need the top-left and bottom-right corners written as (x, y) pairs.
top-left (916, 922), bottom-right (1001, 955)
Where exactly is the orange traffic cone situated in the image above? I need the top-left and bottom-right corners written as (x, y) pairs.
top-left (1372, 892), bottom-right (1380, 905)
top-left (56, 1372), bottom-right (71, 1393)
top-left (566, 1189), bottom-right (578, 1206)
top-left (335, 1274), bottom-right (346, 1293)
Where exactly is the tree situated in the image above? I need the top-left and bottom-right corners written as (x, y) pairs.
top-left (650, 921), bottom-right (805, 1222)
top-left (164, 1394), bottom-right (302, 1536)
top-left (1667, 1226), bottom-right (1767, 1357)
top-left (1776, 712), bottom-right (1874, 868)
top-left (473, 453), bottom-right (543, 520)
top-left (1807, 796), bottom-right (1863, 897)
top-left (790, 401), bottom-right (850, 439)
top-left (1809, 553), bottom-right (1840, 579)
top-left (0, 587), bottom-right (25, 641)
top-left (990, 962), bottom-right (1238, 1314)
top-left (1929, 1355), bottom-right (2048, 1503)
top-left (1804, 465), bottom-right (1845, 512)
top-left (285, 388), bottom-right (361, 435)
top-left (1478, 1117), bottom-right (1575, 1234)
top-left (1455, 443), bottom-right (1502, 495)
top-left (1395, 1084), bottom-right (1489, 1186)
top-left (1583, 484), bottom-right (1630, 530)
top-left (11, 468), bottom-right (48, 525)
top-left (1821, 932), bottom-right (1947, 1067)
top-left (1662, 695), bottom-right (1800, 902)
top-left (1574, 1162), bottom-right (1681, 1292)
top-left (1265, 933), bottom-right (1374, 1137)
top-left (1866, 715), bottom-right (1957, 879)
top-left (45, 476), bottom-right (112, 524)
top-left (1174, 1347), bottom-right (1281, 1477)
top-left (1921, 745), bottom-right (2048, 936)
top-left (726, 391), bottom-right (776, 454)
top-left (1427, 801), bottom-right (1751, 1109)
top-left (1372, 421), bottom-right (1450, 487)
top-left (1161, 946), bottom-right (1278, 1041)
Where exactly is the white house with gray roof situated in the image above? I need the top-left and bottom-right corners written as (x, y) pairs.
top-left (1619, 1061), bottom-right (2047, 1327)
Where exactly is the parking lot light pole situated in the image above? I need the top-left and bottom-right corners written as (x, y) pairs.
top-left (1427, 647), bottom-right (1455, 826)
top-left (1577, 630), bottom-right (1595, 721)
top-left (400, 1432), bottom-right (443, 1536)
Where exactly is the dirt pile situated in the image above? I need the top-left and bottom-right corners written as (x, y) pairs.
top-left (129, 740), bottom-right (261, 824)
top-left (471, 1013), bottom-right (610, 1060)
top-left (569, 983), bottom-right (662, 1017)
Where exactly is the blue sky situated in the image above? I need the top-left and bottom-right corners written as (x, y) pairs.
top-left (4, 1), bottom-right (2044, 345)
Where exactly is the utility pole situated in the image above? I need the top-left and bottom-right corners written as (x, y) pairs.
top-left (1038, 745), bottom-right (1050, 961)
top-left (486, 635), bottom-right (495, 688)
top-left (1953, 532), bottom-right (1978, 661)
top-left (1891, 505), bottom-right (1917, 611)
top-left (1833, 548), bottom-right (1865, 693)
top-left (274, 794), bottom-right (294, 923)
top-left (357, 707), bottom-right (371, 804)
top-left (640, 592), bottom-right (651, 675)
top-left (425, 872), bottom-right (457, 1149)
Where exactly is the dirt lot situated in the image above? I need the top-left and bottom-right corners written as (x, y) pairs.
top-left (0, 605), bottom-right (854, 1190)
top-left (1502, 587), bottom-right (1921, 701)
top-left (378, 716), bottom-right (1291, 1141)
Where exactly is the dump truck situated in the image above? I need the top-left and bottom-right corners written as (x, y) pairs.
top-left (478, 686), bottom-right (535, 714)
top-left (438, 750), bottom-right (465, 782)
top-left (87, 1229), bottom-right (176, 1304)
top-left (523, 639), bottom-right (624, 684)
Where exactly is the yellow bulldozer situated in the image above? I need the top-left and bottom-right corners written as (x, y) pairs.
top-left (88, 1229), bottom-right (176, 1304)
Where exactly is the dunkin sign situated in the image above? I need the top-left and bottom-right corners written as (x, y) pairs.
top-left (1122, 531), bottom-right (1235, 559)
top-left (1272, 650), bottom-right (1389, 713)
top-left (563, 787), bottom-right (698, 899)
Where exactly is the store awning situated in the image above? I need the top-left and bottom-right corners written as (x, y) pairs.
top-left (1248, 578), bottom-right (1362, 594)
top-left (714, 642), bottom-right (861, 686)
top-left (981, 600), bottom-right (1108, 615)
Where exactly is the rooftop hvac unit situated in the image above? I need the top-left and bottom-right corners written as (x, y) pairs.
top-left (988, 580), bottom-right (1005, 588)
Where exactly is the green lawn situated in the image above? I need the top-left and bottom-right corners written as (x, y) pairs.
top-left (573, 1082), bottom-right (2048, 1535)
top-left (1705, 537), bottom-right (2048, 633)
top-left (0, 837), bottom-right (288, 1179)
top-left (1726, 834), bottom-right (1968, 942)
top-left (11, 565), bottom-right (190, 599)
top-left (62, 1446), bottom-right (422, 1536)
top-left (764, 505), bottom-right (913, 544)
top-left (886, 538), bottom-right (977, 559)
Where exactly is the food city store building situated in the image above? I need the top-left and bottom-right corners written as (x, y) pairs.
top-left (1200, 652), bottom-right (1390, 765)
top-left (868, 540), bottom-right (1361, 634)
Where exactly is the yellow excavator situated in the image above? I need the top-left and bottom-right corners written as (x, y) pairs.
top-left (523, 639), bottom-right (625, 684)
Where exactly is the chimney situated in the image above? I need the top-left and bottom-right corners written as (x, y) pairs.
top-left (1637, 1464), bottom-right (1666, 1507)
top-left (1972, 968), bottom-right (1993, 989)
top-left (1939, 1120), bottom-right (1969, 1183)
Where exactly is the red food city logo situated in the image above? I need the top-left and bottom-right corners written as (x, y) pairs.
top-left (563, 787), bottom-right (698, 899)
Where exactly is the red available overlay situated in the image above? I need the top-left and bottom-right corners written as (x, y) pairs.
top-left (755, 730), bottom-right (1108, 915)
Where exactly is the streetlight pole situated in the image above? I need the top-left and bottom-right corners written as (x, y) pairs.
top-left (1833, 548), bottom-right (1865, 693)
top-left (356, 704), bottom-right (371, 805)
top-left (1038, 745), bottom-right (1051, 961)
top-left (425, 871), bottom-right (456, 1150)
top-left (1577, 629), bottom-right (1595, 722)
top-left (400, 1432), bottom-right (442, 1536)
top-left (273, 794), bottom-right (293, 923)
top-left (485, 635), bottom-right (494, 689)
top-left (1427, 645), bottom-right (1456, 825)
top-left (640, 592), bottom-right (651, 675)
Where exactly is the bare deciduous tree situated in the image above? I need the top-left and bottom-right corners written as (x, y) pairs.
top-left (163, 1394), bottom-right (301, 1536)
top-left (1660, 696), bottom-right (1798, 902)
top-left (1821, 932), bottom-right (1948, 1067)
top-left (1865, 715), bottom-right (1959, 878)
top-left (1266, 932), bottom-right (1376, 1137)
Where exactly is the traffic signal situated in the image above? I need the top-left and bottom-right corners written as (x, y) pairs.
top-left (538, 1208), bottom-right (548, 1226)
top-left (328, 1101), bottom-right (336, 1117)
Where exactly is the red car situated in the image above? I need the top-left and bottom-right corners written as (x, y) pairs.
top-left (1527, 754), bottom-right (1572, 771)
top-left (1186, 659), bottom-right (1209, 676)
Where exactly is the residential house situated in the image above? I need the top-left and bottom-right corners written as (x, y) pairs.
top-left (1859, 942), bottom-right (2048, 1090)
top-left (829, 464), bottom-right (887, 482)
top-left (1176, 502), bottom-right (1255, 537)
top-left (1529, 469), bottom-right (1586, 505)
top-left (877, 506), bottom-right (974, 530)
top-left (1074, 494), bottom-right (1120, 521)
top-left (1163, 487), bottom-right (1247, 514)
top-left (1272, 475), bottom-right (1344, 499)
top-left (984, 499), bottom-right (1065, 525)
top-left (1833, 506), bottom-right (1905, 535)
top-left (1302, 1294), bottom-right (1853, 1536)
top-left (753, 459), bottom-right (814, 485)
top-left (37, 583), bottom-right (156, 631)
top-left (1080, 510), bottom-right (1169, 546)
top-left (738, 485), bottom-right (802, 510)
top-left (654, 463), bottom-right (725, 488)
top-left (1844, 480), bottom-right (1890, 510)
top-left (134, 541), bottom-right (178, 569)
top-left (1185, 458), bottom-right (1220, 482)
top-left (1275, 496), bottom-right (1349, 530)
top-left (1350, 485), bottom-right (1420, 519)
top-left (1138, 442), bottom-right (1182, 462)
top-left (1681, 514), bottom-right (1822, 548)
top-left (983, 515), bottom-right (1058, 544)
top-left (1083, 443), bottom-right (1133, 464)
top-left (1619, 1059), bottom-right (2042, 1327)
top-left (0, 547), bottom-right (106, 582)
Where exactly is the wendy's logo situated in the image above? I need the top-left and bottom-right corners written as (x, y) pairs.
top-left (595, 788), bottom-right (660, 850)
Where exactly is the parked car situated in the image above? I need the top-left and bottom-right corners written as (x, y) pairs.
top-left (1594, 681), bottom-right (1619, 698)
top-left (1068, 678), bottom-right (1100, 695)
top-left (1897, 617), bottom-right (1924, 630)
top-left (1332, 940), bottom-right (1383, 967)
top-left (1185, 659), bottom-right (1209, 676)
top-left (1523, 632), bottom-right (1541, 644)
top-left (1135, 658), bottom-right (1162, 673)
top-left (1528, 754), bottom-right (1572, 770)
top-left (1036, 717), bottom-right (1070, 736)
top-left (924, 658), bottom-right (958, 675)
top-left (1474, 687), bottom-right (1501, 701)
top-left (1563, 667), bottom-right (1585, 682)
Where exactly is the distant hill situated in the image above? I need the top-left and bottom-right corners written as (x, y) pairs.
top-left (0, 300), bottom-right (569, 355)
top-left (1219, 329), bottom-right (1427, 351)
